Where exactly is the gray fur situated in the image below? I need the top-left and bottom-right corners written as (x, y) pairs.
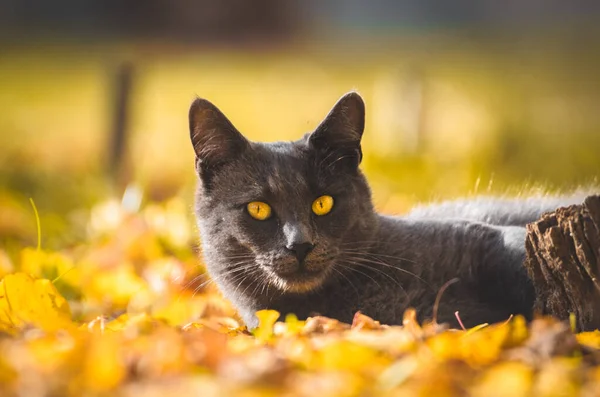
top-left (189, 92), bottom-right (589, 329)
top-left (407, 195), bottom-right (591, 226)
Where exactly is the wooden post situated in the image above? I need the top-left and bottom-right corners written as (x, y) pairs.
top-left (107, 61), bottom-right (134, 192)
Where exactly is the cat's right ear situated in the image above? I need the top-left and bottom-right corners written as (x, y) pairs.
top-left (308, 92), bottom-right (365, 172)
top-left (189, 97), bottom-right (249, 182)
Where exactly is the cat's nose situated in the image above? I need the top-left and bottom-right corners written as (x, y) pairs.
top-left (286, 242), bottom-right (314, 264)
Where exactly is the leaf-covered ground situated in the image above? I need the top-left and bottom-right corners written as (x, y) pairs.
top-left (2, 198), bottom-right (600, 397)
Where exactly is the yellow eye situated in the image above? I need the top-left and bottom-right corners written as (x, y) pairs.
top-left (247, 201), bottom-right (272, 220)
top-left (312, 195), bottom-right (334, 216)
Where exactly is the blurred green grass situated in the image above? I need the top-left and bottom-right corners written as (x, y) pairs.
top-left (1, 41), bottom-right (599, 253)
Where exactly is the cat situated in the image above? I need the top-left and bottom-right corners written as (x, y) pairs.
top-left (189, 92), bottom-right (589, 329)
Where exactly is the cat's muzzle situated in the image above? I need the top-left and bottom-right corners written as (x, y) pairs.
top-left (262, 255), bottom-right (330, 293)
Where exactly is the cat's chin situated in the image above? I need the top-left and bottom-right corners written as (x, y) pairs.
top-left (265, 269), bottom-right (328, 293)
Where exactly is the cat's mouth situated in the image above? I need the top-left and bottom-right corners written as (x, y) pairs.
top-left (255, 249), bottom-right (336, 293)
top-left (262, 262), bottom-right (330, 293)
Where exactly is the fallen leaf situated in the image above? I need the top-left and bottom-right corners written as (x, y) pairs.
top-left (253, 310), bottom-right (280, 342)
top-left (351, 311), bottom-right (386, 330)
top-left (0, 273), bottom-right (73, 333)
top-left (302, 316), bottom-right (350, 335)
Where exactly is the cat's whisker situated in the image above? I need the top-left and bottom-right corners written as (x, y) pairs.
top-left (331, 266), bottom-right (360, 298)
top-left (210, 263), bottom-right (256, 282)
top-left (237, 275), bottom-right (254, 298)
top-left (342, 252), bottom-right (429, 285)
top-left (179, 270), bottom-right (226, 301)
top-left (191, 276), bottom-right (216, 292)
top-left (342, 250), bottom-right (421, 270)
top-left (334, 263), bottom-right (384, 293)
top-left (190, 278), bottom-right (216, 298)
top-left (189, 261), bottom-right (257, 298)
top-left (189, 273), bottom-right (246, 299)
top-left (337, 259), bottom-right (406, 296)
top-left (338, 242), bottom-right (393, 248)
top-left (224, 271), bottom-right (253, 291)
top-left (233, 268), bottom-right (264, 299)
top-left (339, 252), bottom-right (431, 290)
top-left (259, 278), bottom-right (268, 297)
top-left (229, 274), bottom-right (251, 299)
top-left (339, 239), bottom-right (404, 245)
top-left (249, 278), bottom-right (267, 301)
top-left (247, 273), bottom-right (269, 297)
top-left (338, 241), bottom-right (382, 247)
top-left (179, 273), bottom-right (209, 295)
top-left (180, 258), bottom-right (252, 293)
top-left (340, 247), bottom-right (418, 263)
top-left (220, 254), bottom-right (256, 261)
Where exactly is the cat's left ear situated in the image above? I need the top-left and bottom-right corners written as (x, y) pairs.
top-left (309, 92), bottom-right (365, 170)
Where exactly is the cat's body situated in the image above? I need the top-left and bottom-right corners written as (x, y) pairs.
top-left (189, 92), bottom-right (589, 329)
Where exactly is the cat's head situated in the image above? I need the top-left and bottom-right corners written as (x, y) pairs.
top-left (190, 92), bottom-right (377, 296)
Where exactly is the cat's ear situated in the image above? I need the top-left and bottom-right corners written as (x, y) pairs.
top-left (308, 92), bottom-right (365, 170)
top-left (189, 97), bottom-right (249, 180)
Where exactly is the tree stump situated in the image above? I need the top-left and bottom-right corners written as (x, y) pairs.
top-left (525, 195), bottom-right (600, 331)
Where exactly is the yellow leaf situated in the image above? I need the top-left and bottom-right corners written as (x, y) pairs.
top-left (85, 264), bottom-right (148, 309)
top-left (532, 358), bottom-right (581, 397)
top-left (576, 330), bottom-right (600, 349)
top-left (464, 323), bottom-right (489, 337)
top-left (0, 272), bottom-right (72, 333)
top-left (428, 322), bottom-right (511, 366)
top-left (19, 248), bottom-right (81, 299)
top-left (471, 362), bottom-right (533, 397)
top-left (253, 310), bottom-right (280, 342)
top-left (283, 313), bottom-right (305, 335)
top-left (0, 250), bottom-right (14, 278)
top-left (27, 333), bottom-right (82, 376)
top-left (506, 315), bottom-right (529, 347)
top-left (378, 356), bottom-right (418, 391)
top-left (0, 355), bottom-right (16, 385)
top-left (316, 340), bottom-right (390, 373)
top-left (105, 312), bottom-right (155, 334)
top-left (151, 294), bottom-right (207, 326)
top-left (81, 332), bottom-right (126, 391)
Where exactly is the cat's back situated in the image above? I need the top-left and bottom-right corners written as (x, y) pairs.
top-left (377, 214), bottom-right (526, 259)
top-left (406, 193), bottom-right (590, 227)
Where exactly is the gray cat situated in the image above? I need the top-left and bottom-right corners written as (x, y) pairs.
top-left (189, 92), bottom-right (587, 329)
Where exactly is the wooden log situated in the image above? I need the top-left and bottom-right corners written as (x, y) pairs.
top-left (524, 195), bottom-right (600, 331)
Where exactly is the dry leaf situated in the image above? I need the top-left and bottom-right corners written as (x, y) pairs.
top-left (0, 198), bottom-right (598, 396)
top-left (0, 273), bottom-right (72, 333)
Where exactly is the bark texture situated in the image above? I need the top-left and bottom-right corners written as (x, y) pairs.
top-left (525, 195), bottom-right (600, 331)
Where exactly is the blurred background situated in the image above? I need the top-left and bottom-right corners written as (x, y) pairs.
top-left (1, 0), bottom-right (600, 255)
